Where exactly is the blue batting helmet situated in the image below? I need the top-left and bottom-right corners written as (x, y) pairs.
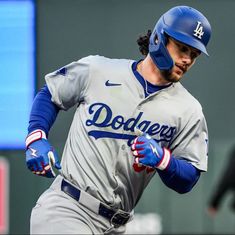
top-left (149, 6), bottom-right (212, 71)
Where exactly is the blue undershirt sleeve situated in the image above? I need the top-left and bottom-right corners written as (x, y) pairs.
top-left (28, 85), bottom-right (60, 136)
top-left (157, 157), bottom-right (201, 194)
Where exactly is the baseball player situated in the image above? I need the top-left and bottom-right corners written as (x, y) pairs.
top-left (207, 145), bottom-right (235, 217)
top-left (25, 5), bottom-right (211, 234)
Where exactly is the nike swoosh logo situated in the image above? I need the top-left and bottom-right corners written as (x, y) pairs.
top-left (105, 80), bottom-right (122, 86)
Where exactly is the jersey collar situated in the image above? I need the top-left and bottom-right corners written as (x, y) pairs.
top-left (132, 60), bottom-right (172, 98)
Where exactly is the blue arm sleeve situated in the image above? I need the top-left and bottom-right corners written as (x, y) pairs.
top-left (157, 157), bottom-right (201, 194)
top-left (28, 85), bottom-right (60, 136)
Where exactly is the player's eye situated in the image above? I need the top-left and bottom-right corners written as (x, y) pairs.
top-left (174, 40), bottom-right (188, 53)
top-left (191, 52), bottom-right (197, 59)
top-left (191, 50), bottom-right (201, 60)
top-left (179, 44), bottom-right (189, 53)
top-left (177, 42), bottom-right (200, 60)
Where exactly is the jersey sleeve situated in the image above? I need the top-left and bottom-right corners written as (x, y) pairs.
top-left (170, 109), bottom-right (209, 172)
top-left (45, 56), bottom-right (92, 110)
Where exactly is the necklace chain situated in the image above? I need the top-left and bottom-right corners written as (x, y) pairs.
top-left (137, 61), bottom-right (150, 96)
top-left (144, 79), bottom-right (150, 95)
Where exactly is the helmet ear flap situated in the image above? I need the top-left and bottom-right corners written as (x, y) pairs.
top-left (149, 30), bottom-right (174, 71)
top-left (149, 40), bottom-right (174, 71)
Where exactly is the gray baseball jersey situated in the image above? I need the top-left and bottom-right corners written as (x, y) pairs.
top-left (45, 55), bottom-right (208, 212)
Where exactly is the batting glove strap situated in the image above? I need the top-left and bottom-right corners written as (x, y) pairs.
top-left (25, 129), bottom-right (47, 148)
top-left (156, 148), bottom-right (171, 170)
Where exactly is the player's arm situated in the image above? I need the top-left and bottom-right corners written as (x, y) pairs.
top-left (207, 149), bottom-right (235, 214)
top-left (25, 85), bottom-right (62, 178)
top-left (131, 131), bottom-right (200, 194)
top-left (28, 85), bottom-right (60, 135)
top-left (25, 57), bottom-right (92, 177)
top-left (156, 157), bottom-right (200, 194)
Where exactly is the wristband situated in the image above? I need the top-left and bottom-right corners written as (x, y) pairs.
top-left (156, 148), bottom-right (171, 170)
top-left (25, 129), bottom-right (47, 148)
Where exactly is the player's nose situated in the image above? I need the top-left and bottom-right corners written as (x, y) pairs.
top-left (181, 53), bottom-right (192, 65)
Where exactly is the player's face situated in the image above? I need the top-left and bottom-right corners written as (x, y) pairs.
top-left (164, 37), bottom-right (201, 83)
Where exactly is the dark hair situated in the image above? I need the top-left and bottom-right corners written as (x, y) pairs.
top-left (137, 30), bottom-right (152, 56)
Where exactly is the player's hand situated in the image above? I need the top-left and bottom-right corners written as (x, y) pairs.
top-left (131, 129), bottom-right (171, 170)
top-left (25, 130), bottom-right (61, 178)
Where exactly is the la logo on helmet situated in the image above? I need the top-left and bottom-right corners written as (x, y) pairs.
top-left (193, 21), bottom-right (204, 39)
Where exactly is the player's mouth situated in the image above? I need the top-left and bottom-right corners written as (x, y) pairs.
top-left (175, 63), bottom-right (187, 74)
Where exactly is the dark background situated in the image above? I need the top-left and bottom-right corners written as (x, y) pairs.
top-left (3, 0), bottom-right (235, 234)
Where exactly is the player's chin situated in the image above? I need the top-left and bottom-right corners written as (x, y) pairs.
top-left (166, 72), bottom-right (183, 83)
top-left (173, 74), bottom-right (183, 82)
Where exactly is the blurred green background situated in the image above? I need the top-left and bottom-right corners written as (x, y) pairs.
top-left (1, 0), bottom-right (235, 234)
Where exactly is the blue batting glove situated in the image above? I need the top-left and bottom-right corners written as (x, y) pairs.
top-left (131, 130), bottom-right (171, 170)
top-left (25, 130), bottom-right (61, 178)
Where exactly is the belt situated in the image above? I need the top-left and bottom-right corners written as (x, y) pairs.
top-left (61, 179), bottom-right (130, 227)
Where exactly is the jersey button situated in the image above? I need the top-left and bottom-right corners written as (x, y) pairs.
top-left (121, 144), bottom-right (125, 150)
top-left (139, 94), bottom-right (144, 99)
